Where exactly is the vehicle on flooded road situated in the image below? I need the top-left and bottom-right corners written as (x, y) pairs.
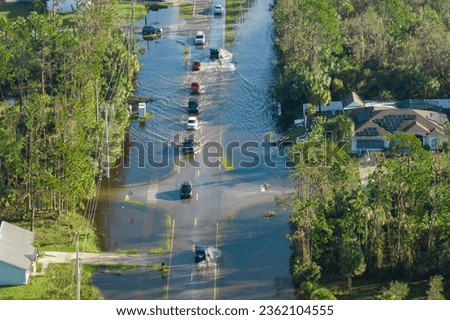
top-left (180, 180), bottom-right (193, 199)
top-left (190, 81), bottom-right (203, 94)
top-left (187, 116), bottom-right (199, 130)
top-left (194, 31), bottom-right (206, 45)
top-left (194, 245), bottom-right (208, 263)
top-left (209, 48), bottom-right (223, 60)
top-left (213, 4), bottom-right (224, 15)
top-left (192, 60), bottom-right (201, 71)
top-left (187, 98), bottom-right (199, 114)
top-left (142, 25), bottom-right (162, 38)
top-left (181, 136), bottom-right (198, 154)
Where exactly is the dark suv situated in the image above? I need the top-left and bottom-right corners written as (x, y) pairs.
top-left (194, 245), bottom-right (208, 263)
top-left (182, 136), bottom-right (197, 154)
top-left (209, 48), bottom-right (222, 60)
top-left (187, 98), bottom-right (199, 114)
top-left (142, 25), bottom-right (162, 37)
top-left (180, 180), bottom-right (193, 199)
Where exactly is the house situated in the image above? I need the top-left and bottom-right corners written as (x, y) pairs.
top-left (308, 91), bottom-right (365, 115)
top-left (312, 101), bottom-right (344, 116)
top-left (342, 92), bottom-right (365, 110)
top-left (350, 109), bottom-right (448, 154)
top-left (0, 221), bottom-right (37, 286)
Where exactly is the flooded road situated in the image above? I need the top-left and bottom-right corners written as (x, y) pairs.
top-left (93, 0), bottom-right (293, 299)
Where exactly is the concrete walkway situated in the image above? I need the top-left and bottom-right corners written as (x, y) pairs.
top-left (36, 251), bottom-right (167, 275)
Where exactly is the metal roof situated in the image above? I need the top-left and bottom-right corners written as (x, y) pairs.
top-left (0, 221), bottom-right (36, 271)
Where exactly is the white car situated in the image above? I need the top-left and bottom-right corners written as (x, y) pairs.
top-left (187, 116), bottom-right (199, 130)
top-left (213, 4), bottom-right (224, 15)
top-left (194, 31), bottom-right (206, 45)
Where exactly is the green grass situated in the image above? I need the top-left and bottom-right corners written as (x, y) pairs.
top-left (0, 2), bottom-right (33, 19)
top-left (221, 155), bottom-right (233, 171)
top-left (323, 276), bottom-right (450, 300)
top-left (147, 263), bottom-right (169, 277)
top-left (286, 126), bottom-right (306, 142)
top-left (149, 214), bottom-right (173, 254)
top-left (130, 111), bottom-right (154, 122)
top-left (117, 0), bottom-right (148, 26)
top-left (183, 45), bottom-right (189, 62)
top-left (146, 2), bottom-right (170, 11)
top-left (226, 210), bottom-right (237, 220)
top-left (112, 248), bottom-right (140, 254)
top-left (124, 199), bottom-right (146, 206)
top-left (120, 181), bottom-right (148, 187)
top-left (0, 1), bottom-right (147, 27)
top-left (98, 264), bottom-right (138, 275)
top-left (17, 210), bottom-right (100, 253)
top-left (224, 0), bottom-right (251, 47)
top-left (179, 3), bottom-right (194, 20)
top-left (0, 264), bottom-right (102, 300)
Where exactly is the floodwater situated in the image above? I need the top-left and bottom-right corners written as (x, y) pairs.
top-left (93, 0), bottom-right (294, 299)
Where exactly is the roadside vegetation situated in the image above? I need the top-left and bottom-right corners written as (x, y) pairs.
top-left (273, 0), bottom-right (450, 109)
top-left (149, 214), bottom-right (173, 254)
top-left (0, 264), bottom-right (103, 300)
top-left (0, 1), bottom-right (138, 226)
top-left (278, 115), bottom-right (450, 299)
top-left (224, 0), bottom-right (252, 46)
top-left (0, 0), bottom-right (141, 299)
top-left (117, 0), bottom-right (148, 26)
top-left (273, 0), bottom-right (450, 300)
top-left (179, 3), bottom-right (194, 20)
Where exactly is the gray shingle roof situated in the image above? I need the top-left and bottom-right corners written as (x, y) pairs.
top-left (0, 221), bottom-right (36, 271)
top-left (342, 92), bottom-right (365, 109)
top-left (363, 109), bottom-right (448, 137)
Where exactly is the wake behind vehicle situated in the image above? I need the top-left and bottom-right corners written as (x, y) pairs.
top-left (209, 48), bottom-right (223, 60)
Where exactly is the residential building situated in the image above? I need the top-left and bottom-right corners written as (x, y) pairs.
top-left (350, 109), bottom-right (448, 154)
top-left (0, 221), bottom-right (37, 286)
top-left (342, 92), bottom-right (365, 110)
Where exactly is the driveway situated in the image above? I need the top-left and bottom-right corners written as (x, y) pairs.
top-left (36, 251), bottom-right (168, 274)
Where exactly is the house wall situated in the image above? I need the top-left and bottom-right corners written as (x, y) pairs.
top-left (0, 261), bottom-right (28, 286)
top-left (423, 136), bottom-right (448, 150)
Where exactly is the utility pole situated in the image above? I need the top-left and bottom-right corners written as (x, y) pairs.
top-left (104, 105), bottom-right (110, 179)
top-left (95, 80), bottom-right (99, 124)
top-left (76, 239), bottom-right (81, 300)
top-left (127, 0), bottom-right (135, 83)
top-left (165, 219), bottom-right (175, 300)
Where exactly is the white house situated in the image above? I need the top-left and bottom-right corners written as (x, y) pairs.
top-left (0, 221), bottom-right (37, 286)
